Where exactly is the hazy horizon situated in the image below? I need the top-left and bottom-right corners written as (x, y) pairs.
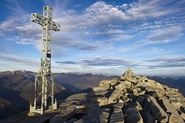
top-left (1, 69), bottom-right (185, 79)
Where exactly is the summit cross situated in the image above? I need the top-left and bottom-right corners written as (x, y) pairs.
top-left (29, 6), bottom-right (60, 114)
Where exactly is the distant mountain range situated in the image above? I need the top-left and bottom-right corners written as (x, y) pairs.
top-left (0, 70), bottom-right (185, 119)
top-left (0, 70), bottom-right (74, 119)
top-left (54, 73), bottom-right (117, 92)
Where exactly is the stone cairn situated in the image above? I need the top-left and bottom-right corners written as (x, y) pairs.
top-left (49, 67), bottom-right (185, 123)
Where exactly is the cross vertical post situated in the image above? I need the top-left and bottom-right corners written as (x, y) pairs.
top-left (29, 6), bottom-right (60, 114)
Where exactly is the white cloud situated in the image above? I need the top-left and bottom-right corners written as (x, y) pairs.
top-left (1, 0), bottom-right (185, 51)
top-left (1, 0), bottom-right (185, 75)
top-left (0, 15), bottom-right (41, 45)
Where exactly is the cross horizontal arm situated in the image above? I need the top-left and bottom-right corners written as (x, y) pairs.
top-left (31, 13), bottom-right (43, 25)
top-left (31, 13), bottom-right (61, 31)
top-left (49, 21), bottom-right (60, 31)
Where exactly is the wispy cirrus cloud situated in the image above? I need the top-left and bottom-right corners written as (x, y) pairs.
top-left (138, 26), bottom-right (184, 45)
top-left (124, 0), bottom-right (177, 19)
top-left (128, 56), bottom-right (185, 69)
top-left (56, 56), bottom-right (133, 67)
top-left (0, 54), bottom-right (39, 65)
top-left (54, 37), bottom-right (101, 51)
top-left (82, 57), bottom-right (131, 66)
top-left (55, 55), bottom-right (185, 75)
top-left (147, 56), bottom-right (185, 63)
top-left (58, 55), bottom-right (185, 70)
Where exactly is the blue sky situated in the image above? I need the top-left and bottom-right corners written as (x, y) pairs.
top-left (0, 0), bottom-right (185, 76)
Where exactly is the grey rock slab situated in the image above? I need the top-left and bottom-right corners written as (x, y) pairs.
top-left (148, 96), bottom-right (168, 122)
top-left (125, 107), bottom-right (143, 123)
top-left (115, 81), bottom-right (132, 90)
top-left (109, 108), bottom-right (124, 123)
top-left (171, 100), bottom-right (182, 109)
top-left (99, 79), bottom-right (118, 87)
top-left (108, 90), bottom-right (121, 104)
top-left (138, 90), bottom-right (146, 95)
top-left (67, 118), bottom-right (78, 123)
top-left (169, 114), bottom-right (184, 123)
top-left (159, 98), bottom-right (180, 115)
top-left (50, 105), bottom-right (76, 123)
top-left (92, 86), bottom-right (109, 92)
top-left (126, 77), bottom-right (138, 84)
top-left (133, 89), bottom-right (139, 96)
top-left (141, 112), bottom-right (156, 123)
top-left (66, 93), bottom-right (88, 102)
top-left (113, 102), bottom-right (124, 108)
top-left (97, 97), bottom-right (109, 106)
top-left (114, 82), bottom-right (127, 91)
top-left (75, 105), bottom-right (90, 114)
top-left (93, 90), bottom-right (108, 96)
top-left (74, 107), bottom-right (110, 123)
top-left (50, 115), bottom-right (67, 123)
top-left (136, 96), bottom-right (145, 107)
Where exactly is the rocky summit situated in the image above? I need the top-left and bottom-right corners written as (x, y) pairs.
top-left (51, 68), bottom-right (185, 123)
top-left (3, 68), bottom-right (185, 123)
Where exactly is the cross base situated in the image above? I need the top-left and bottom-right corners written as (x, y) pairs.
top-left (29, 99), bottom-right (57, 115)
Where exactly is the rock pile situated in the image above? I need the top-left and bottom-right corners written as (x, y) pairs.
top-left (49, 67), bottom-right (185, 123)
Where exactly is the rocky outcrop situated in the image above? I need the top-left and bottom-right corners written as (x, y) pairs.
top-left (3, 68), bottom-right (185, 123)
